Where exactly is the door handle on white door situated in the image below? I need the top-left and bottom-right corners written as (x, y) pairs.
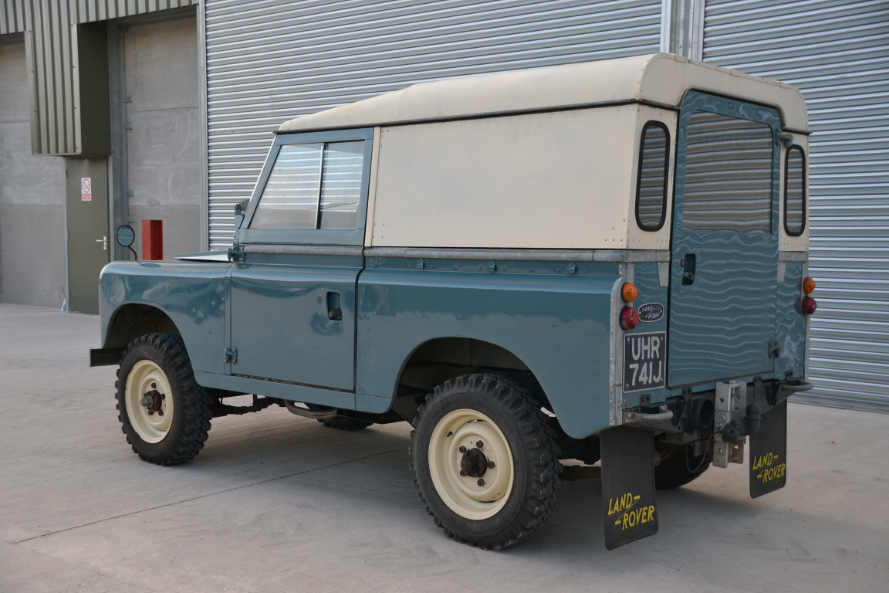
top-left (96, 236), bottom-right (107, 251)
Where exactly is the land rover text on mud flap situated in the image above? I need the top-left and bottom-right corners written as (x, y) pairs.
top-left (92, 54), bottom-right (815, 550)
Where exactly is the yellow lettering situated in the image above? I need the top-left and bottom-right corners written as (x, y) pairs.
top-left (608, 497), bottom-right (616, 516)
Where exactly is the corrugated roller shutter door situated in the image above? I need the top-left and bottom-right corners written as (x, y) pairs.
top-left (204, 0), bottom-right (664, 249)
top-left (703, 0), bottom-right (889, 412)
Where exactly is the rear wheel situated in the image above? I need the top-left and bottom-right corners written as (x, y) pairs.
top-left (116, 333), bottom-right (213, 465)
top-left (654, 443), bottom-right (710, 490)
top-left (411, 374), bottom-right (561, 549)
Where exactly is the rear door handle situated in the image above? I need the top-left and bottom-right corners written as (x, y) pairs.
top-left (96, 236), bottom-right (107, 251)
top-left (681, 253), bottom-right (696, 285)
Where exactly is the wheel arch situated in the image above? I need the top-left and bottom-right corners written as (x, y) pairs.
top-left (104, 303), bottom-right (183, 349)
top-left (393, 337), bottom-right (550, 407)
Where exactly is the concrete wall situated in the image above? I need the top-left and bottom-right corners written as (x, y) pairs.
top-left (123, 15), bottom-right (201, 260)
top-left (0, 37), bottom-right (67, 308)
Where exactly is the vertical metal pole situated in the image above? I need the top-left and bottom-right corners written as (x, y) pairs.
top-left (196, 0), bottom-right (210, 251)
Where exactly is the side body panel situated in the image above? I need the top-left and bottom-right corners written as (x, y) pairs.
top-left (99, 261), bottom-right (229, 375)
top-left (369, 107), bottom-right (638, 249)
top-left (356, 258), bottom-right (619, 438)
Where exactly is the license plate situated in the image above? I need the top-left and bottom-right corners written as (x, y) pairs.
top-left (624, 331), bottom-right (666, 393)
top-left (749, 401), bottom-right (787, 498)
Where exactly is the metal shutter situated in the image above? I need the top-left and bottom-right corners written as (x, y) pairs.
top-left (703, 0), bottom-right (889, 412)
top-left (204, 0), bottom-right (664, 249)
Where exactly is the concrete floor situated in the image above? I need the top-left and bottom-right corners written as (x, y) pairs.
top-left (1, 303), bottom-right (887, 593)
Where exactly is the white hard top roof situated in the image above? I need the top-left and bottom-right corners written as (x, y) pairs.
top-left (280, 53), bottom-right (808, 133)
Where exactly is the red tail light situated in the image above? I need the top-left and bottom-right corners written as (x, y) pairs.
top-left (620, 306), bottom-right (640, 330)
top-left (801, 296), bottom-right (817, 316)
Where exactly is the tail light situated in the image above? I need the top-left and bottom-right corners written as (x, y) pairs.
top-left (621, 282), bottom-right (638, 303)
top-left (620, 306), bottom-right (640, 330)
top-left (801, 296), bottom-right (817, 316)
top-left (801, 277), bottom-right (816, 314)
top-left (803, 277), bottom-right (816, 294)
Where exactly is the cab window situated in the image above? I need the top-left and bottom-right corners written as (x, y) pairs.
top-left (251, 140), bottom-right (365, 230)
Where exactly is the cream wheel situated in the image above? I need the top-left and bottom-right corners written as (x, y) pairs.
top-left (125, 360), bottom-right (174, 443)
top-left (117, 333), bottom-right (213, 465)
top-left (428, 409), bottom-right (515, 520)
top-left (412, 374), bottom-right (561, 550)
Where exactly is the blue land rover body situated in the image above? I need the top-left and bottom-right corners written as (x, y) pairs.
top-left (92, 54), bottom-right (815, 550)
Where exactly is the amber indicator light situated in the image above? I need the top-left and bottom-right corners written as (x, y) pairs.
top-left (803, 277), bottom-right (816, 294)
top-left (621, 282), bottom-right (638, 303)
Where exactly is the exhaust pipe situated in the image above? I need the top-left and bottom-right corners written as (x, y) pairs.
top-left (284, 401), bottom-right (339, 420)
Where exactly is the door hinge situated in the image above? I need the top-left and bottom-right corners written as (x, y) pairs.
top-left (227, 244), bottom-right (245, 262)
top-left (224, 348), bottom-right (238, 364)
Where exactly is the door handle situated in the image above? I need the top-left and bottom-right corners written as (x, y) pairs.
top-left (96, 236), bottom-right (107, 251)
top-left (681, 253), bottom-right (696, 285)
top-left (326, 292), bottom-right (343, 321)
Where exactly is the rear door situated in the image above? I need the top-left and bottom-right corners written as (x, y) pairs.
top-left (668, 91), bottom-right (782, 387)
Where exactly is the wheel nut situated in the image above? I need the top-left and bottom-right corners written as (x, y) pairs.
top-left (158, 410), bottom-right (163, 416)
top-left (477, 479), bottom-right (485, 486)
top-left (476, 441), bottom-right (484, 448)
top-left (151, 383), bottom-right (156, 388)
top-left (488, 461), bottom-right (496, 469)
top-left (460, 470), bottom-right (467, 476)
top-left (459, 446), bottom-right (466, 453)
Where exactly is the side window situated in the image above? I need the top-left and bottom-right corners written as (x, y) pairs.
top-left (250, 140), bottom-right (366, 230)
top-left (784, 145), bottom-right (806, 236)
top-left (635, 122), bottom-right (670, 231)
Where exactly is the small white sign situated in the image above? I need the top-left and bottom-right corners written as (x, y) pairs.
top-left (81, 178), bottom-right (92, 201)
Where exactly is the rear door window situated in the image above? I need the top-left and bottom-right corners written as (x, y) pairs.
top-left (682, 111), bottom-right (774, 233)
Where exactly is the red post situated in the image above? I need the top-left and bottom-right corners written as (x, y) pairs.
top-left (141, 220), bottom-right (163, 260)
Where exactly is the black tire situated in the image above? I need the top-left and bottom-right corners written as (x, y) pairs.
top-left (115, 333), bottom-right (213, 466)
top-left (654, 444), bottom-right (710, 490)
top-left (410, 374), bottom-right (561, 550)
top-left (317, 416), bottom-right (372, 431)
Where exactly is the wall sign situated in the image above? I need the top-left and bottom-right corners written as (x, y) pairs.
top-left (81, 178), bottom-right (92, 201)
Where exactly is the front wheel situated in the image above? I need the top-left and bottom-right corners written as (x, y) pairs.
top-left (116, 333), bottom-right (213, 465)
top-left (411, 374), bottom-right (561, 549)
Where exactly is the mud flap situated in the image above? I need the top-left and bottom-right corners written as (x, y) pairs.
top-left (600, 425), bottom-right (658, 550)
top-left (749, 400), bottom-right (787, 499)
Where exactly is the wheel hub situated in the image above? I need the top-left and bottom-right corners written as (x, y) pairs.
top-left (140, 385), bottom-right (165, 416)
top-left (459, 448), bottom-right (488, 478)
